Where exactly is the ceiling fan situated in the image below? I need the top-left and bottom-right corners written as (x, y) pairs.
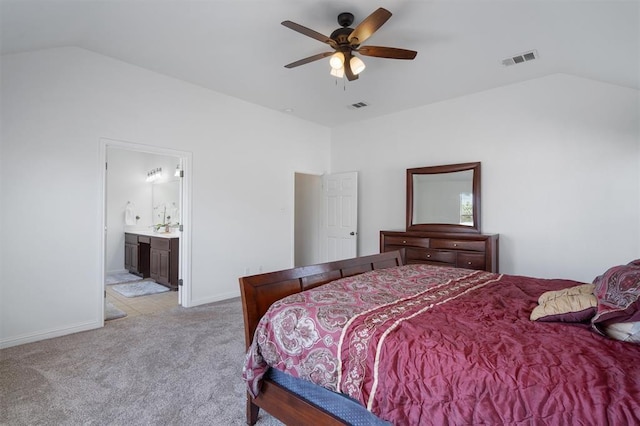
top-left (282, 7), bottom-right (417, 81)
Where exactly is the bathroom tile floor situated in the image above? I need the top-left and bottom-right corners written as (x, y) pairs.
top-left (106, 282), bottom-right (178, 320)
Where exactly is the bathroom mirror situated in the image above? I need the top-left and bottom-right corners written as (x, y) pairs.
top-left (152, 179), bottom-right (180, 225)
top-left (406, 162), bottom-right (480, 233)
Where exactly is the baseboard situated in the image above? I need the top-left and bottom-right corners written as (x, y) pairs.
top-left (106, 268), bottom-right (129, 275)
top-left (0, 320), bottom-right (102, 349)
top-left (188, 290), bottom-right (240, 308)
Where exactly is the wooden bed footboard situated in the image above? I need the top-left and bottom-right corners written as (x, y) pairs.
top-left (238, 251), bottom-right (403, 425)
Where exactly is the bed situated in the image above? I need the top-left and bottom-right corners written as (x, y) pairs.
top-left (239, 251), bottom-right (640, 425)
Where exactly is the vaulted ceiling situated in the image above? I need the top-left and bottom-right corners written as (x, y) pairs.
top-left (1, 1), bottom-right (638, 127)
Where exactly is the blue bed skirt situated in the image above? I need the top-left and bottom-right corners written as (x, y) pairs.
top-left (267, 368), bottom-right (390, 425)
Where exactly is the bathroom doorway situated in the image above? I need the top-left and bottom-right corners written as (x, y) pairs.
top-left (294, 172), bottom-right (322, 267)
top-left (100, 138), bottom-right (192, 323)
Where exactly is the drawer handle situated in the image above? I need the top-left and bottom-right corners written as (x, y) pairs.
top-left (426, 254), bottom-right (431, 258)
top-left (402, 240), bottom-right (407, 244)
top-left (467, 261), bottom-right (472, 265)
top-left (453, 243), bottom-right (458, 247)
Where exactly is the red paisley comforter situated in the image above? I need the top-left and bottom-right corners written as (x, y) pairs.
top-left (243, 265), bottom-right (640, 425)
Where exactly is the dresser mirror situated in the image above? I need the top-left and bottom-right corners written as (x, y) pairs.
top-left (406, 162), bottom-right (481, 233)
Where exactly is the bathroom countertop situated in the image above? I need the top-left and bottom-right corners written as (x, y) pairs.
top-left (125, 229), bottom-right (179, 239)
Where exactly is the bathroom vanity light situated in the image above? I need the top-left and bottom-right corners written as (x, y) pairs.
top-left (146, 167), bottom-right (163, 182)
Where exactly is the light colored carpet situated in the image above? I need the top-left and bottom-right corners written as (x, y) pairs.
top-left (105, 300), bottom-right (127, 321)
top-left (105, 271), bottom-right (143, 285)
top-left (0, 298), bottom-right (282, 426)
top-left (112, 280), bottom-right (169, 298)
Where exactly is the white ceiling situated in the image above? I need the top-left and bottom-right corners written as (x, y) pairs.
top-left (1, 0), bottom-right (638, 128)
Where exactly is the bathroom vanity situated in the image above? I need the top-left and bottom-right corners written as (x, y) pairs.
top-left (125, 231), bottom-right (179, 290)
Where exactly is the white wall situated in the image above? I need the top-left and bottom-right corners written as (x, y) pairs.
top-left (0, 47), bottom-right (330, 348)
top-left (331, 74), bottom-right (640, 283)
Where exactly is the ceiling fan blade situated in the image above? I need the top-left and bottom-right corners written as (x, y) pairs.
top-left (357, 46), bottom-right (417, 60)
top-left (284, 52), bottom-right (333, 69)
top-left (343, 51), bottom-right (359, 81)
top-left (347, 7), bottom-right (392, 46)
top-left (281, 21), bottom-right (337, 48)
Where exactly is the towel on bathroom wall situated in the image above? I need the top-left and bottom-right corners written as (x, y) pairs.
top-left (125, 203), bottom-right (137, 225)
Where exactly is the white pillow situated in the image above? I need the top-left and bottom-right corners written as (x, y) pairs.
top-left (602, 321), bottom-right (640, 344)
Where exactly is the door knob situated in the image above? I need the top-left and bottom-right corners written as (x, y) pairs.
top-left (350, 232), bottom-right (356, 236)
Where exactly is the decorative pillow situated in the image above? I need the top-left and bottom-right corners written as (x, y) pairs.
top-left (591, 263), bottom-right (640, 328)
top-left (601, 321), bottom-right (640, 344)
top-left (530, 284), bottom-right (597, 322)
top-left (538, 283), bottom-right (595, 304)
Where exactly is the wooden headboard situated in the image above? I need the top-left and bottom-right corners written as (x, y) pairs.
top-left (238, 251), bottom-right (403, 349)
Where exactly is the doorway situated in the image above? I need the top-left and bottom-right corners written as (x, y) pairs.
top-left (294, 171), bottom-right (358, 267)
top-left (99, 138), bottom-right (192, 324)
top-left (294, 172), bottom-right (322, 266)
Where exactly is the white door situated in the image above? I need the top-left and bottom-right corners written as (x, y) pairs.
top-left (321, 171), bottom-right (358, 262)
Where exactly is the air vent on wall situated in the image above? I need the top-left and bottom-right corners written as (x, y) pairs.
top-left (348, 101), bottom-right (369, 110)
top-left (501, 50), bottom-right (538, 66)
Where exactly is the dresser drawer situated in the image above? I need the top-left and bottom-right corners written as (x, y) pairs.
top-left (384, 236), bottom-right (430, 248)
top-left (430, 239), bottom-right (486, 252)
top-left (406, 248), bottom-right (456, 265)
top-left (456, 253), bottom-right (486, 270)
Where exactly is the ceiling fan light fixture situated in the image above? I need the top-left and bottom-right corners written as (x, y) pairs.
top-left (350, 56), bottom-right (366, 75)
top-left (330, 67), bottom-right (345, 78)
top-left (329, 52), bottom-right (344, 69)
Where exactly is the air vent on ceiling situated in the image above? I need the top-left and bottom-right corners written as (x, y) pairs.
top-left (501, 50), bottom-right (538, 66)
top-left (348, 101), bottom-right (369, 110)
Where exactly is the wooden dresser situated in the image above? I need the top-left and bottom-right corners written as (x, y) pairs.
top-left (380, 231), bottom-right (499, 273)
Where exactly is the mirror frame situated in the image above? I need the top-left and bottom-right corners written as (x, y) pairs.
top-left (406, 162), bottom-right (481, 234)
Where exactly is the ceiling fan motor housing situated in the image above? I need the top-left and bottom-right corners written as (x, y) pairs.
top-left (330, 27), bottom-right (354, 46)
top-left (333, 12), bottom-right (356, 47)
